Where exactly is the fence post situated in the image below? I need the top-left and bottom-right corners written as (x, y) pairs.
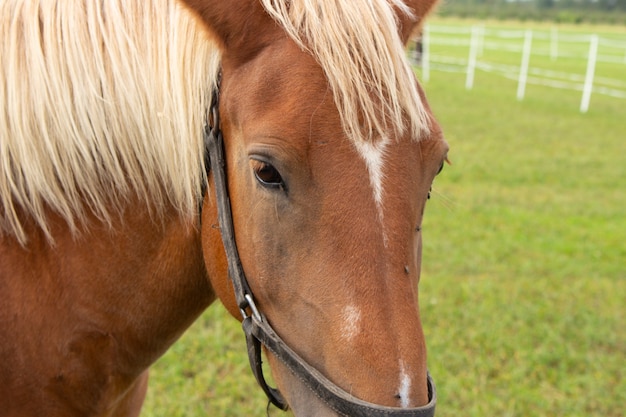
top-left (551, 27), bottom-right (558, 61)
top-left (517, 30), bottom-right (533, 101)
top-left (478, 25), bottom-right (485, 57)
top-left (466, 26), bottom-right (479, 90)
top-left (422, 24), bottom-right (430, 83)
top-left (580, 34), bottom-right (599, 113)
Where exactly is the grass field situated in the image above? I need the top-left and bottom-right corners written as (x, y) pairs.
top-left (141, 19), bottom-right (625, 417)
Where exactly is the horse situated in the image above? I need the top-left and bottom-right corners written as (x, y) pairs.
top-left (0, 0), bottom-right (448, 416)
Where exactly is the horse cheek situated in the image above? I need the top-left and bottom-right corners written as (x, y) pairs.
top-left (201, 190), bottom-right (239, 319)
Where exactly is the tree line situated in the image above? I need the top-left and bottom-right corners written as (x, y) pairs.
top-left (437, 0), bottom-right (626, 24)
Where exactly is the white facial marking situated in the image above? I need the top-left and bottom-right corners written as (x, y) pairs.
top-left (353, 139), bottom-right (388, 209)
top-left (353, 138), bottom-right (389, 245)
top-left (399, 362), bottom-right (412, 408)
top-left (340, 305), bottom-right (361, 342)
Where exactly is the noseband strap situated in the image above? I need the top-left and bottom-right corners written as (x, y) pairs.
top-left (203, 84), bottom-right (437, 417)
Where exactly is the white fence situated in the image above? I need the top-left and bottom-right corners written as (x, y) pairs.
top-left (417, 24), bottom-right (626, 112)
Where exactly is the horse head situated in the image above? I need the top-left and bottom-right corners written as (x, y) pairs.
top-left (183, 0), bottom-right (447, 415)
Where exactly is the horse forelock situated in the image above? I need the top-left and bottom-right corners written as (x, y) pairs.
top-left (260, 0), bottom-right (430, 146)
top-left (0, 0), bottom-right (221, 244)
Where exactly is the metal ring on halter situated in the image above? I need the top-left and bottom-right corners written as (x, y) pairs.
top-left (240, 293), bottom-right (262, 322)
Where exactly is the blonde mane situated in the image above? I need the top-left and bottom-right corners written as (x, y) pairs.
top-left (1, 0), bottom-right (427, 244)
top-left (261, 0), bottom-right (430, 145)
top-left (0, 0), bottom-right (220, 244)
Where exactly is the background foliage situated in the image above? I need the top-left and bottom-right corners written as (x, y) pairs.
top-left (437, 0), bottom-right (626, 24)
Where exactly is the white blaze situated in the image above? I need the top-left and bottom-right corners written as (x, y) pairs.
top-left (353, 138), bottom-right (389, 244)
top-left (353, 138), bottom-right (388, 210)
top-left (340, 305), bottom-right (361, 342)
top-left (399, 362), bottom-right (412, 408)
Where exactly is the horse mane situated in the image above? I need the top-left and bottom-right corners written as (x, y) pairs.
top-left (260, 0), bottom-right (430, 145)
top-left (1, 0), bottom-right (427, 244)
top-left (0, 0), bottom-right (220, 244)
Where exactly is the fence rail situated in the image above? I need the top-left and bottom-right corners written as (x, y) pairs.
top-left (417, 24), bottom-right (626, 112)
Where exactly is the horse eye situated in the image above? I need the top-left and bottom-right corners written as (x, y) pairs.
top-left (254, 162), bottom-right (284, 189)
top-left (437, 156), bottom-right (450, 175)
top-left (436, 161), bottom-right (445, 175)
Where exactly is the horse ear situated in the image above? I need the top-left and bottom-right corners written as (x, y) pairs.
top-left (179, 0), bottom-right (279, 58)
top-left (396, 0), bottom-right (440, 44)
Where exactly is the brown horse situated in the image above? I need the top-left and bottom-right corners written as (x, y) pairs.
top-left (0, 0), bottom-right (447, 416)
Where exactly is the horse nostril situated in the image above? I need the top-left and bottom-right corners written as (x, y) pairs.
top-left (394, 393), bottom-right (406, 407)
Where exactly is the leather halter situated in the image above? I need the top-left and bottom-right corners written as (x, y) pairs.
top-left (203, 83), bottom-right (437, 417)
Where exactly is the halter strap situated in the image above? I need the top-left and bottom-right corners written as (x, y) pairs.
top-left (203, 89), bottom-right (288, 409)
top-left (203, 83), bottom-right (437, 417)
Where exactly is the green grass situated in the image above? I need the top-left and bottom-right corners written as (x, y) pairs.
top-left (419, 19), bottom-right (625, 417)
top-left (141, 307), bottom-right (269, 417)
top-left (141, 20), bottom-right (625, 417)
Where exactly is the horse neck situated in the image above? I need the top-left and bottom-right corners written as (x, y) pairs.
top-left (1, 202), bottom-right (214, 374)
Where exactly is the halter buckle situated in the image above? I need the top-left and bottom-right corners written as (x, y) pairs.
top-left (240, 293), bottom-right (262, 323)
